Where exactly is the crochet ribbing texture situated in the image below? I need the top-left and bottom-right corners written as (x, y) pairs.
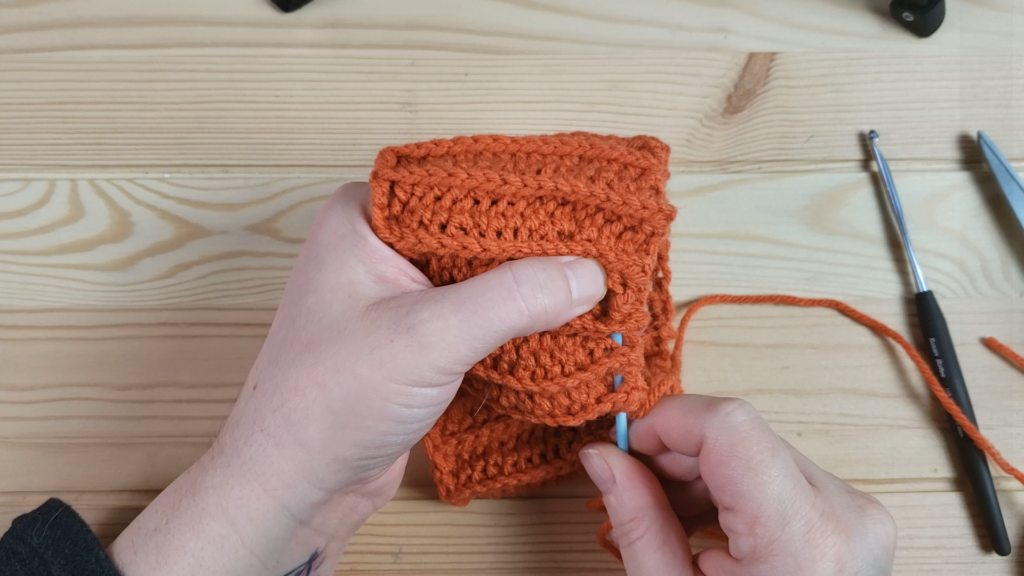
top-left (370, 132), bottom-right (678, 505)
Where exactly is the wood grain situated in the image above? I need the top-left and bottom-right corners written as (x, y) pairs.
top-left (4, 1), bottom-right (1024, 573)
top-left (3, 299), bottom-right (1023, 491)
top-left (4, 492), bottom-right (1024, 574)
top-left (0, 0), bottom-right (1020, 56)
top-left (0, 177), bottom-right (334, 306)
top-left (2, 173), bottom-right (1022, 307)
top-left (1, 52), bottom-right (1023, 174)
top-left (2, 171), bottom-right (1023, 572)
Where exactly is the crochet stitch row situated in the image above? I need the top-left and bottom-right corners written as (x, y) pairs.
top-left (369, 133), bottom-right (678, 505)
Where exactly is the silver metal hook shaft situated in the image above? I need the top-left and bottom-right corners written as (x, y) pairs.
top-left (868, 131), bottom-right (928, 293)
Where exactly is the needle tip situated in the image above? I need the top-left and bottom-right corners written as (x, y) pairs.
top-left (868, 130), bottom-right (880, 141)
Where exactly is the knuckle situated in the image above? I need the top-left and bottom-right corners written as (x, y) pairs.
top-left (326, 182), bottom-right (370, 215)
top-left (502, 260), bottom-right (557, 325)
top-left (610, 509), bottom-right (659, 550)
top-left (327, 184), bottom-right (351, 207)
top-left (857, 494), bottom-right (897, 551)
top-left (711, 397), bottom-right (761, 427)
top-left (307, 183), bottom-right (372, 251)
top-left (336, 181), bottom-right (369, 198)
top-left (329, 185), bottom-right (348, 204)
top-left (822, 492), bottom-right (896, 573)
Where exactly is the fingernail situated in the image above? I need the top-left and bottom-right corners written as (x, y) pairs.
top-left (562, 258), bottom-right (607, 310)
top-left (580, 448), bottom-right (616, 493)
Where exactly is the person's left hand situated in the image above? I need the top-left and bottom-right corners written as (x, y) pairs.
top-left (109, 182), bottom-right (607, 576)
top-left (220, 181), bottom-right (608, 506)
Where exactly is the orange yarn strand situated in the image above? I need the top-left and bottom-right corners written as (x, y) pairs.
top-left (672, 295), bottom-right (1024, 487)
top-left (597, 296), bottom-right (1024, 560)
top-left (983, 337), bottom-right (1024, 373)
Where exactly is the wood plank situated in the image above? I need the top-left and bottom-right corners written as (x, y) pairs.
top-left (1, 0), bottom-right (1021, 56)
top-left (3, 492), bottom-right (1023, 574)
top-left (5, 2), bottom-right (1024, 573)
top-left (669, 171), bottom-right (1024, 301)
top-left (347, 490), bottom-right (1024, 575)
top-left (1, 52), bottom-right (1023, 173)
top-left (2, 172), bottom-right (1022, 307)
top-left (342, 491), bottom-right (1024, 575)
top-left (1, 299), bottom-right (1022, 493)
top-left (0, 177), bottom-right (336, 306)
top-left (2, 172), bottom-right (1022, 497)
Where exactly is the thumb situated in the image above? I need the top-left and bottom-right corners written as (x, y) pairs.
top-left (391, 256), bottom-right (606, 379)
top-left (580, 443), bottom-right (694, 576)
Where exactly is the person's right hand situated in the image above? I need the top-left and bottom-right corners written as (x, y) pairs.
top-left (579, 395), bottom-right (897, 576)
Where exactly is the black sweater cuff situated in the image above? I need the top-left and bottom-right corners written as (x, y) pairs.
top-left (0, 498), bottom-right (121, 576)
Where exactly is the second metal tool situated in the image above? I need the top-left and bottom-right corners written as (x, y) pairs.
top-left (868, 131), bottom-right (1010, 557)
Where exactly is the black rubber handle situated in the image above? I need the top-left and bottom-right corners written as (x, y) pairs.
top-left (916, 291), bottom-right (1011, 556)
top-left (890, 0), bottom-right (945, 37)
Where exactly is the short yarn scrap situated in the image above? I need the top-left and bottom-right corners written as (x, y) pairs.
top-left (369, 132), bottom-right (679, 505)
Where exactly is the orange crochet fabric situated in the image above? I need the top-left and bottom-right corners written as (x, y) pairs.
top-left (369, 133), bottom-right (679, 505)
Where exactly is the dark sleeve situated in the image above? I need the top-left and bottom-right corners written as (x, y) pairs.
top-left (0, 498), bottom-right (121, 576)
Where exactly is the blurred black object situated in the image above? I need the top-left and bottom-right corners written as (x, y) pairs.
top-left (271, 0), bottom-right (316, 13)
top-left (270, 0), bottom-right (945, 38)
top-left (889, 0), bottom-right (945, 37)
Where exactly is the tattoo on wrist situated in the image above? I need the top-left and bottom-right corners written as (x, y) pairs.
top-left (282, 549), bottom-right (325, 576)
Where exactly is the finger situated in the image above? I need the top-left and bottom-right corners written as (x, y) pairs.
top-left (694, 547), bottom-right (742, 576)
top-left (779, 437), bottom-right (847, 494)
top-left (660, 479), bottom-right (719, 536)
top-left (388, 255), bottom-right (607, 379)
top-left (639, 451), bottom-right (700, 482)
top-left (580, 443), bottom-right (694, 576)
top-left (681, 508), bottom-right (720, 537)
top-left (286, 182), bottom-right (430, 321)
top-left (662, 478), bottom-right (714, 519)
top-left (301, 183), bottom-right (376, 268)
top-left (628, 395), bottom-right (814, 562)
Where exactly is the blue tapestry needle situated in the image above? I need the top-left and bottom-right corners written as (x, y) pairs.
top-left (611, 332), bottom-right (628, 451)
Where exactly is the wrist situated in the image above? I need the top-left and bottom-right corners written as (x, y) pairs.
top-left (210, 398), bottom-right (407, 521)
top-left (201, 436), bottom-right (376, 546)
top-left (109, 438), bottom-right (379, 576)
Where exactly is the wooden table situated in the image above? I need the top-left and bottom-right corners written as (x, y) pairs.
top-left (2, 0), bottom-right (1024, 573)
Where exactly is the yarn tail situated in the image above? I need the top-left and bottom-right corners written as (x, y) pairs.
top-left (983, 337), bottom-right (1024, 373)
top-left (592, 294), bottom-right (1024, 562)
top-left (670, 294), bottom-right (1024, 485)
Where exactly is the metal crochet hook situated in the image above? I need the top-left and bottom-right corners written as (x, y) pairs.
top-left (978, 131), bottom-right (1024, 233)
top-left (868, 130), bottom-right (1010, 556)
top-left (611, 333), bottom-right (628, 451)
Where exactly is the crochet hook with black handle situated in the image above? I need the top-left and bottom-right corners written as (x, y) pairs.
top-left (868, 131), bottom-right (1010, 557)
